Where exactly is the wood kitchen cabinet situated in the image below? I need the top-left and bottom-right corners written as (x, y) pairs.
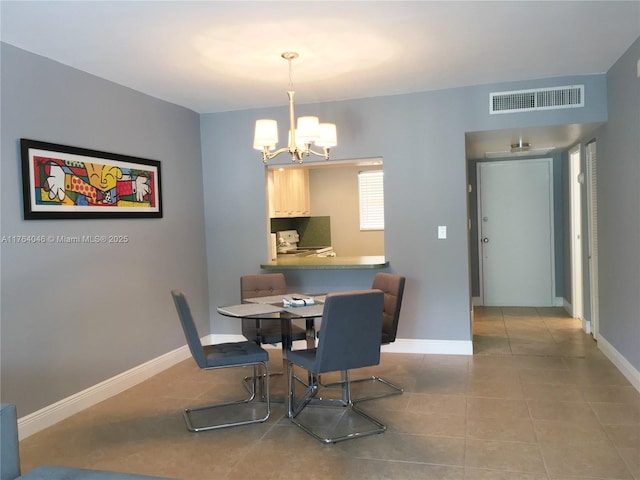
top-left (268, 168), bottom-right (311, 217)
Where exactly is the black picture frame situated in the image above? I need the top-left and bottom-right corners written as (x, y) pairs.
top-left (20, 139), bottom-right (163, 220)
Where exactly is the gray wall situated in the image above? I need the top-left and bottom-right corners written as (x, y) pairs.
top-left (593, 37), bottom-right (640, 370)
top-left (201, 74), bottom-right (608, 344)
top-left (0, 44), bottom-right (210, 416)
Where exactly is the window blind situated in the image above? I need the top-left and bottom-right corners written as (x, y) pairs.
top-left (358, 170), bottom-right (384, 230)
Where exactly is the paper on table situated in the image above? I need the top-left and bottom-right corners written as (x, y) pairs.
top-left (217, 303), bottom-right (283, 317)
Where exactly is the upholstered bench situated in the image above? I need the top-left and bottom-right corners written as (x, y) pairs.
top-left (1, 404), bottom-right (175, 480)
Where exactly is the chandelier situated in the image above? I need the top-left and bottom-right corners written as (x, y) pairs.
top-left (253, 52), bottom-right (337, 164)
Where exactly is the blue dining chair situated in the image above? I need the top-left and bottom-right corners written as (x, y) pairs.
top-left (286, 289), bottom-right (386, 443)
top-left (171, 290), bottom-right (270, 432)
top-left (341, 273), bottom-right (406, 401)
top-left (319, 273), bottom-right (406, 402)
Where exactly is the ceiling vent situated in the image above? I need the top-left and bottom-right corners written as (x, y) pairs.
top-left (490, 85), bottom-right (584, 114)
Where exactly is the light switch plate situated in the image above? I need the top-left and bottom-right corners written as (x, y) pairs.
top-left (438, 225), bottom-right (447, 239)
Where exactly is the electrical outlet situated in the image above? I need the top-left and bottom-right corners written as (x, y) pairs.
top-left (438, 226), bottom-right (447, 239)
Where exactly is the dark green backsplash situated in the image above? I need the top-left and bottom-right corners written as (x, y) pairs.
top-left (270, 216), bottom-right (331, 247)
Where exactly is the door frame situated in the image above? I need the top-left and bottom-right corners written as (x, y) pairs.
top-left (568, 145), bottom-right (585, 325)
top-left (586, 140), bottom-right (599, 339)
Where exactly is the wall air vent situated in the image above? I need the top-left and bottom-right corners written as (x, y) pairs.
top-left (490, 85), bottom-right (584, 114)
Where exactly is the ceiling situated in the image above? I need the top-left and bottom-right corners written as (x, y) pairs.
top-left (1, 1), bottom-right (638, 158)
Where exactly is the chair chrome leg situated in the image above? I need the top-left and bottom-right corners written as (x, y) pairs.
top-left (243, 370), bottom-right (310, 404)
top-left (183, 362), bottom-right (270, 432)
top-left (242, 328), bottom-right (316, 400)
top-left (243, 371), bottom-right (280, 401)
top-left (287, 362), bottom-right (318, 418)
top-left (288, 367), bottom-right (386, 443)
top-left (320, 372), bottom-right (404, 403)
top-left (288, 404), bottom-right (386, 444)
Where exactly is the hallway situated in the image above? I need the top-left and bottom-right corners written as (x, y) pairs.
top-left (473, 306), bottom-right (597, 357)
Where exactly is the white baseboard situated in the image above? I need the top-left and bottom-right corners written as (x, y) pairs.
top-left (18, 345), bottom-right (191, 440)
top-left (597, 334), bottom-right (640, 393)
top-left (209, 334), bottom-right (244, 343)
top-left (472, 296), bottom-right (482, 306)
top-left (383, 339), bottom-right (473, 355)
top-left (17, 334), bottom-right (473, 439)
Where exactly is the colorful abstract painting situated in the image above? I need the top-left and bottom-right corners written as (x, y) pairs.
top-left (21, 139), bottom-right (162, 219)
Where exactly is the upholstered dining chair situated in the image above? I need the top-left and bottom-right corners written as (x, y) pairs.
top-left (171, 290), bottom-right (270, 432)
top-left (286, 289), bottom-right (386, 443)
top-left (240, 273), bottom-right (309, 345)
top-left (321, 272), bottom-right (406, 402)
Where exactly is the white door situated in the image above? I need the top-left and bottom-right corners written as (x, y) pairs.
top-left (478, 159), bottom-right (555, 306)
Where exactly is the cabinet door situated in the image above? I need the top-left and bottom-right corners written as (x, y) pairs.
top-left (288, 168), bottom-right (310, 216)
top-left (268, 170), bottom-right (286, 217)
top-left (268, 169), bottom-right (310, 217)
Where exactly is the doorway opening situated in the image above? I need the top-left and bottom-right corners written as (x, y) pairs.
top-left (568, 145), bottom-right (585, 328)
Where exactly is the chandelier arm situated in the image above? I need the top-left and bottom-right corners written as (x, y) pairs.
top-left (306, 147), bottom-right (331, 160)
top-left (262, 146), bottom-right (292, 163)
top-left (262, 146), bottom-right (329, 163)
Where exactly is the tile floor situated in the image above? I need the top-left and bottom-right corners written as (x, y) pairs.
top-left (19, 307), bottom-right (639, 479)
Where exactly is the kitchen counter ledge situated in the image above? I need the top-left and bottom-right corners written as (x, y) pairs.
top-left (261, 255), bottom-right (388, 270)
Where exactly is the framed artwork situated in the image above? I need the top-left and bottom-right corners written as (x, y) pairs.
top-left (20, 139), bottom-right (162, 220)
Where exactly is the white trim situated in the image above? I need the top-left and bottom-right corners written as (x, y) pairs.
top-left (597, 335), bottom-right (640, 393)
top-left (17, 345), bottom-right (191, 440)
top-left (382, 339), bottom-right (473, 355)
top-left (582, 318), bottom-right (592, 335)
top-left (472, 296), bottom-right (482, 306)
top-left (209, 333), bottom-right (245, 343)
